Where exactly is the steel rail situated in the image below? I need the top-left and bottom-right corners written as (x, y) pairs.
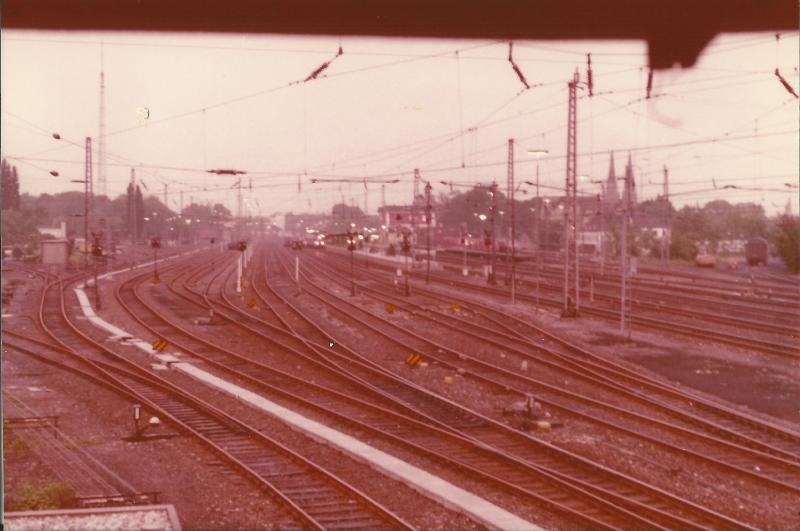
top-left (321, 248), bottom-right (800, 456)
top-left (32, 267), bottom-right (410, 530)
top-left (301, 249), bottom-right (800, 487)
top-left (260, 247), bottom-right (757, 530)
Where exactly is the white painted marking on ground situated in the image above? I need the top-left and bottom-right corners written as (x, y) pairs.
top-left (71, 248), bottom-right (542, 530)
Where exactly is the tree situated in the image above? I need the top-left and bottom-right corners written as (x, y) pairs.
top-left (771, 215), bottom-right (800, 274)
top-left (134, 186), bottom-right (145, 241)
top-left (212, 203), bottom-right (232, 220)
top-left (2, 158), bottom-right (21, 210)
top-left (1, 209), bottom-right (41, 246)
top-left (125, 179), bottom-right (136, 239)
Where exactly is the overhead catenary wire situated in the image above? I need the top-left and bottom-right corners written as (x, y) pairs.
top-left (4, 35), bottom-right (796, 215)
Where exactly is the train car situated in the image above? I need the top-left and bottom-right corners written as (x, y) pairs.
top-left (745, 237), bottom-right (768, 266)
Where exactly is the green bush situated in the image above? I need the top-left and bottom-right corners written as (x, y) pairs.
top-left (772, 215), bottom-right (800, 274)
top-left (6, 481), bottom-right (75, 511)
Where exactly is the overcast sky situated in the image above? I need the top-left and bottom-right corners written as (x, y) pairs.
top-left (2, 30), bottom-right (798, 218)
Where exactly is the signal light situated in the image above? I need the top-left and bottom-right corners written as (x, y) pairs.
top-left (150, 237), bottom-right (161, 249)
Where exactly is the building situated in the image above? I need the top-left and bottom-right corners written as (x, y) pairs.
top-left (37, 221), bottom-right (67, 239)
top-left (40, 239), bottom-right (70, 266)
top-left (377, 204), bottom-right (434, 231)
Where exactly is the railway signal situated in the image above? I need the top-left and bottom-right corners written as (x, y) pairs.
top-left (150, 236), bottom-right (161, 284)
top-left (235, 241), bottom-right (247, 295)
top-left (90, 231), bottom-right (104, 310)
top-left (400, 229), bottom-right (411, 296)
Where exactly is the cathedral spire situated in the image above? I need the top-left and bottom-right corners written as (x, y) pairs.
top-left (623, 153), bottom-right (637, 205)
top-left (604, 151), bottom-right (620, 204)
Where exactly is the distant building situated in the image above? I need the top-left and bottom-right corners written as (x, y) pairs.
top-left (37, 221), bottom-right (67, 239)
top-left (377, 204), bottom-right (435, 230)
top-left (284, 213), bottom-right (329, 236)
top-left (40, 239), bottom-right (70, 266)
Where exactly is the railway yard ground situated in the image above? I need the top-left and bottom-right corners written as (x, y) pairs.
top-left (2, 240), bottom-right (799, 530)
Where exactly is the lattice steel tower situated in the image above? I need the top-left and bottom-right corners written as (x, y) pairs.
top-left (562, 70), bottom-right (580, 317)
top-left (98, 47), bottom-right (107, 197)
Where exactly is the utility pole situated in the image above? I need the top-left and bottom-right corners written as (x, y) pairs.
top-left (128, 168), bottom-right (136, 242)
top-left (535, 164), bottom-right (541, 312)
top-left (488, 181), bottom-right (498, 284)
top-left (563, 70), bottom-right (580, 317)
top-left (662, 165), bottom-right (670, 266)
top-left (620, 171), bottom-right (632, 337)
top-left (412, 168), bottom-right (421, 254)
top-left (363, 178), bottom-right (368, 217)
top-left (381, 184), bottom-right (386, 209)
top-left (84, 137), bottom-right (93, 270)
top-left (425, 180), bottom-right (432, 284)
top-left (507, 138), bottom-right (516, 303)
top-left (98, 47), bottom-right (107, 198)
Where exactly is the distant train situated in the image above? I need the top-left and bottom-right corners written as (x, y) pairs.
top-left (745, 238), bottom-right (768, 266)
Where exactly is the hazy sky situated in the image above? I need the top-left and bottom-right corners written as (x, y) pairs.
top-left (2, 30), bottom-right (798, 218)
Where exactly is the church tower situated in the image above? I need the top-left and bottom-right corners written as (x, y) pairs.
top-left (604, 152), bottom-right (620, 205)
top-left (623, 153), bottom-right (637, 205)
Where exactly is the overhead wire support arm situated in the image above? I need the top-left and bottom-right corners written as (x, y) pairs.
top-left (774, 68), bottom-right (799, 98)
top-left (507, 42), bottom-right (531, 90)
top-left (207, 169), bottom-right (246, 175)
top-left (304, 45), bottom-right (344, 82)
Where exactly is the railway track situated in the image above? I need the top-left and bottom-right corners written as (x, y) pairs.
top-left (288, 250), bottom-right (800, 509)
top-left (118, 258), bottom-right (659, 528)
top-left (216, 246), bottom-right (770, 530)
top-left (437, 253), bottom-right (800, 338)
top-left (361, 250), bottom-right (800, 359)
top-left (2, 384), bottom-right (158, 508)
top-left (448, 248), bottom-right (800, 301)
top-left (29, 267), bottom-right (411, 530)
top-left (150, 246), bottom-right (765, 529)
top-left (437, 251), bottom-right (800, 319)
top-left (315, 249), bottom-right (800, 460)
